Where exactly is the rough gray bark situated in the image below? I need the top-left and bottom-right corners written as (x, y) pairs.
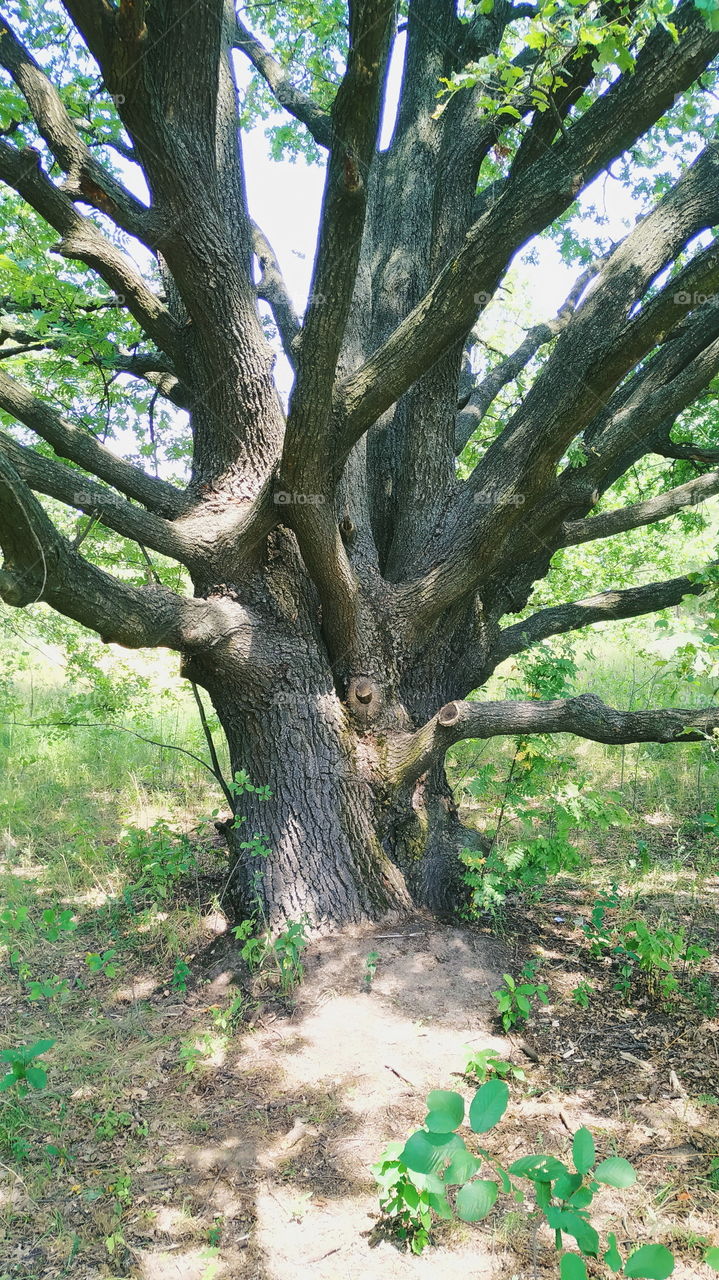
top-left (1, 0), bottom-right (718, 928)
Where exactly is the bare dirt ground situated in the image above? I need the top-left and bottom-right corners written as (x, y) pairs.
top-left (2, 864), bottom-right (719, 1280)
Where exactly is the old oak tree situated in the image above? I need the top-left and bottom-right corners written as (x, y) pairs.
top-left (1, 0), bottom-right (719, 926)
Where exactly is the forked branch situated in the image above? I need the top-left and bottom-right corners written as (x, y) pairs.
top-left (0, 368), bottom-right (185, 517)
top-left (234, 19), bottom-right (333, 148)
top-left (392, 694), bottom-right (719, 787)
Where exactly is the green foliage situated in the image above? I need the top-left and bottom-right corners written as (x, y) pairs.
top-left (572, 981), bottom-right (593, 1010)
top-left (26, 975), bottom-right (71, 1004)
top-left (171, 957), bottom-right (192, 994)
top-left (233, 914), bottom-right (310, 994)
top-left (232, 918), bottom-right (268, 970)
top-left (456, 641), bottom-right (631, 914)
top-left (0, 899), bottom-right (78, 967)
top-left (364, 950), bottom-right (380, 989)
top-left (690, 975), bottom-right (718, 1018)
top-left (583, 892), bottom-right (710, 1004)
top-left (273, 916), bottom-right (310, 993)
top-left (209, 993), bottom-right (246, 1033)
top-left (375, 1071), bottom-right (675, 1275)
top-left (178, 1034), bottom-right (220, 1075)
top-left (462, 1045), bottom-right (525, 1085)
top-left (0, 1039), bottom-right (54, 1097)
top-left (493, 970), bottom-right (549, 1031)
top-left (123, 820), bottom-right (196, 902)
top-left (94, 1110), bottom-right (147, 1140)
top-left (39, 907), bottom-right (78, 941)
top-left (85, 948), bottom-right (120, 978)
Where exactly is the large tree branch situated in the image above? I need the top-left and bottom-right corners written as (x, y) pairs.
top-left (455, 256), bottom-right (609, 453)
top-left (398, 169), bottom-right (719, 632)
top-left (0, 16), bottom-right (152, 243)
top-left (545, 306), bottom-right (719, 527)
top-left (252, 223), bottom-right (300, 370)
top-left (0, 447), bottom-right (271, 662)
top-left (279, 0), bottom-right (396, 667)
top-left (0, 140), bottom-right (179, 356)
top-left (495, 572), bottom-right (706, 664)
top-left (0, 447), bottom-right (185, 645)
top-left (233, 18), bottom-right (333, 148)
top-left (654, 438), bottom-right (719, 466)
top-left (0, 367), bottom-right (185, 517)
top-left (0, 430), bottom-right (193, 565)
top-left (334, 3), bottom-right (719, 458)
top-left (561, 470), bottom-right (719, 547)
top-left (490, 315), bottom-right (719, 585)
top-left (391, 692), bottom-right (719, 787)
top-left (454, 568), bottom-right (709, 700)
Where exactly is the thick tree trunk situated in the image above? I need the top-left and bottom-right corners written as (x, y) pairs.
top-left (206, 679), bottom-right (478, 930)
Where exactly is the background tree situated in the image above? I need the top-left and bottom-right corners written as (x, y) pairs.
top-left (1, 0), bottom-right (719, 928)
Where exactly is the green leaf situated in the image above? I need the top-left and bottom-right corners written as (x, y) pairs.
top-left (705, 1248), bottom-right (719, 1272)
top-left (444, 1148), bottom-right (482, 1186)
top-left (572, 1128), bottom-right (595, 1174)
top-left (402, 1182), bottom-right (419, 1209)
top-left (568, 1186), bottom-right (594, 1209)
top-left (553, 1171), bottom-right (583, 1200)
top-left (603, 1233), bottom-right (623, 1272)
top-left (26, 1039), bottom-right (55, 1060)
top-left (401, 1131), bottom-right (463, 1176)
top-left (424, 1089), bottom-right (465, 1133)
top-left (546, 1208), bottom-right (599, 1257)
top-left (427, 1191), bottom-right (453, 1219)
top-left (468, 1079), bottom-right (509, 1134)
top-left (509, 1154), bottom-right (568, 1182)
top-left (623, 1243), bottom-right (675, 1278)
top-left (24, 1066), bottom-right (47, 1090)
top-left (594, 1157), bottom-right (636, 1188)
top-left (455, 1178), bottom-right (499, 1222)
top-left (560, 1255), bottom-right (588, 1280)
top-left (0, 1072), bottom-right (17, 1092)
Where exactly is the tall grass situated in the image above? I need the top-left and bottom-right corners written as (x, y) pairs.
top-left (0, 670), bottom-right (228, 900)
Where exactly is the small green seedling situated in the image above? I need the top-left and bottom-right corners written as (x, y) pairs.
top-left (493, 972), bottom-right (549, 1031)
top-left (40, 907), bottom-right (78, 941)
top-left (364, 951), bottom-right (380, 989)
top-left (86, 949), bottom-right (120, 978)
top-left (26, 976), bottom-right (71, 1004)
top-left (0, 1039), bottom-right (54, 1097)
top-left (171, 957), bottom-right (192, 994)
top-left (273, 916), bottom-right (310, 993)
top-left (210, 993), bottom-right (245, 1032)
top-left (232, 919), bottom-right (268, 971)
top-left (462, 1045), bottom-right (525, 1084)
top-left (375, 1078), bottom-right (678, 1276)
top-left (572, 981), bottom-right (593, 1010)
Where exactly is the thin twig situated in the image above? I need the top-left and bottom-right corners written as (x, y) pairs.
top-left (0, 718), bottom-right (221, 783)
top-left (190, 682), bottom-right (235, 810)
